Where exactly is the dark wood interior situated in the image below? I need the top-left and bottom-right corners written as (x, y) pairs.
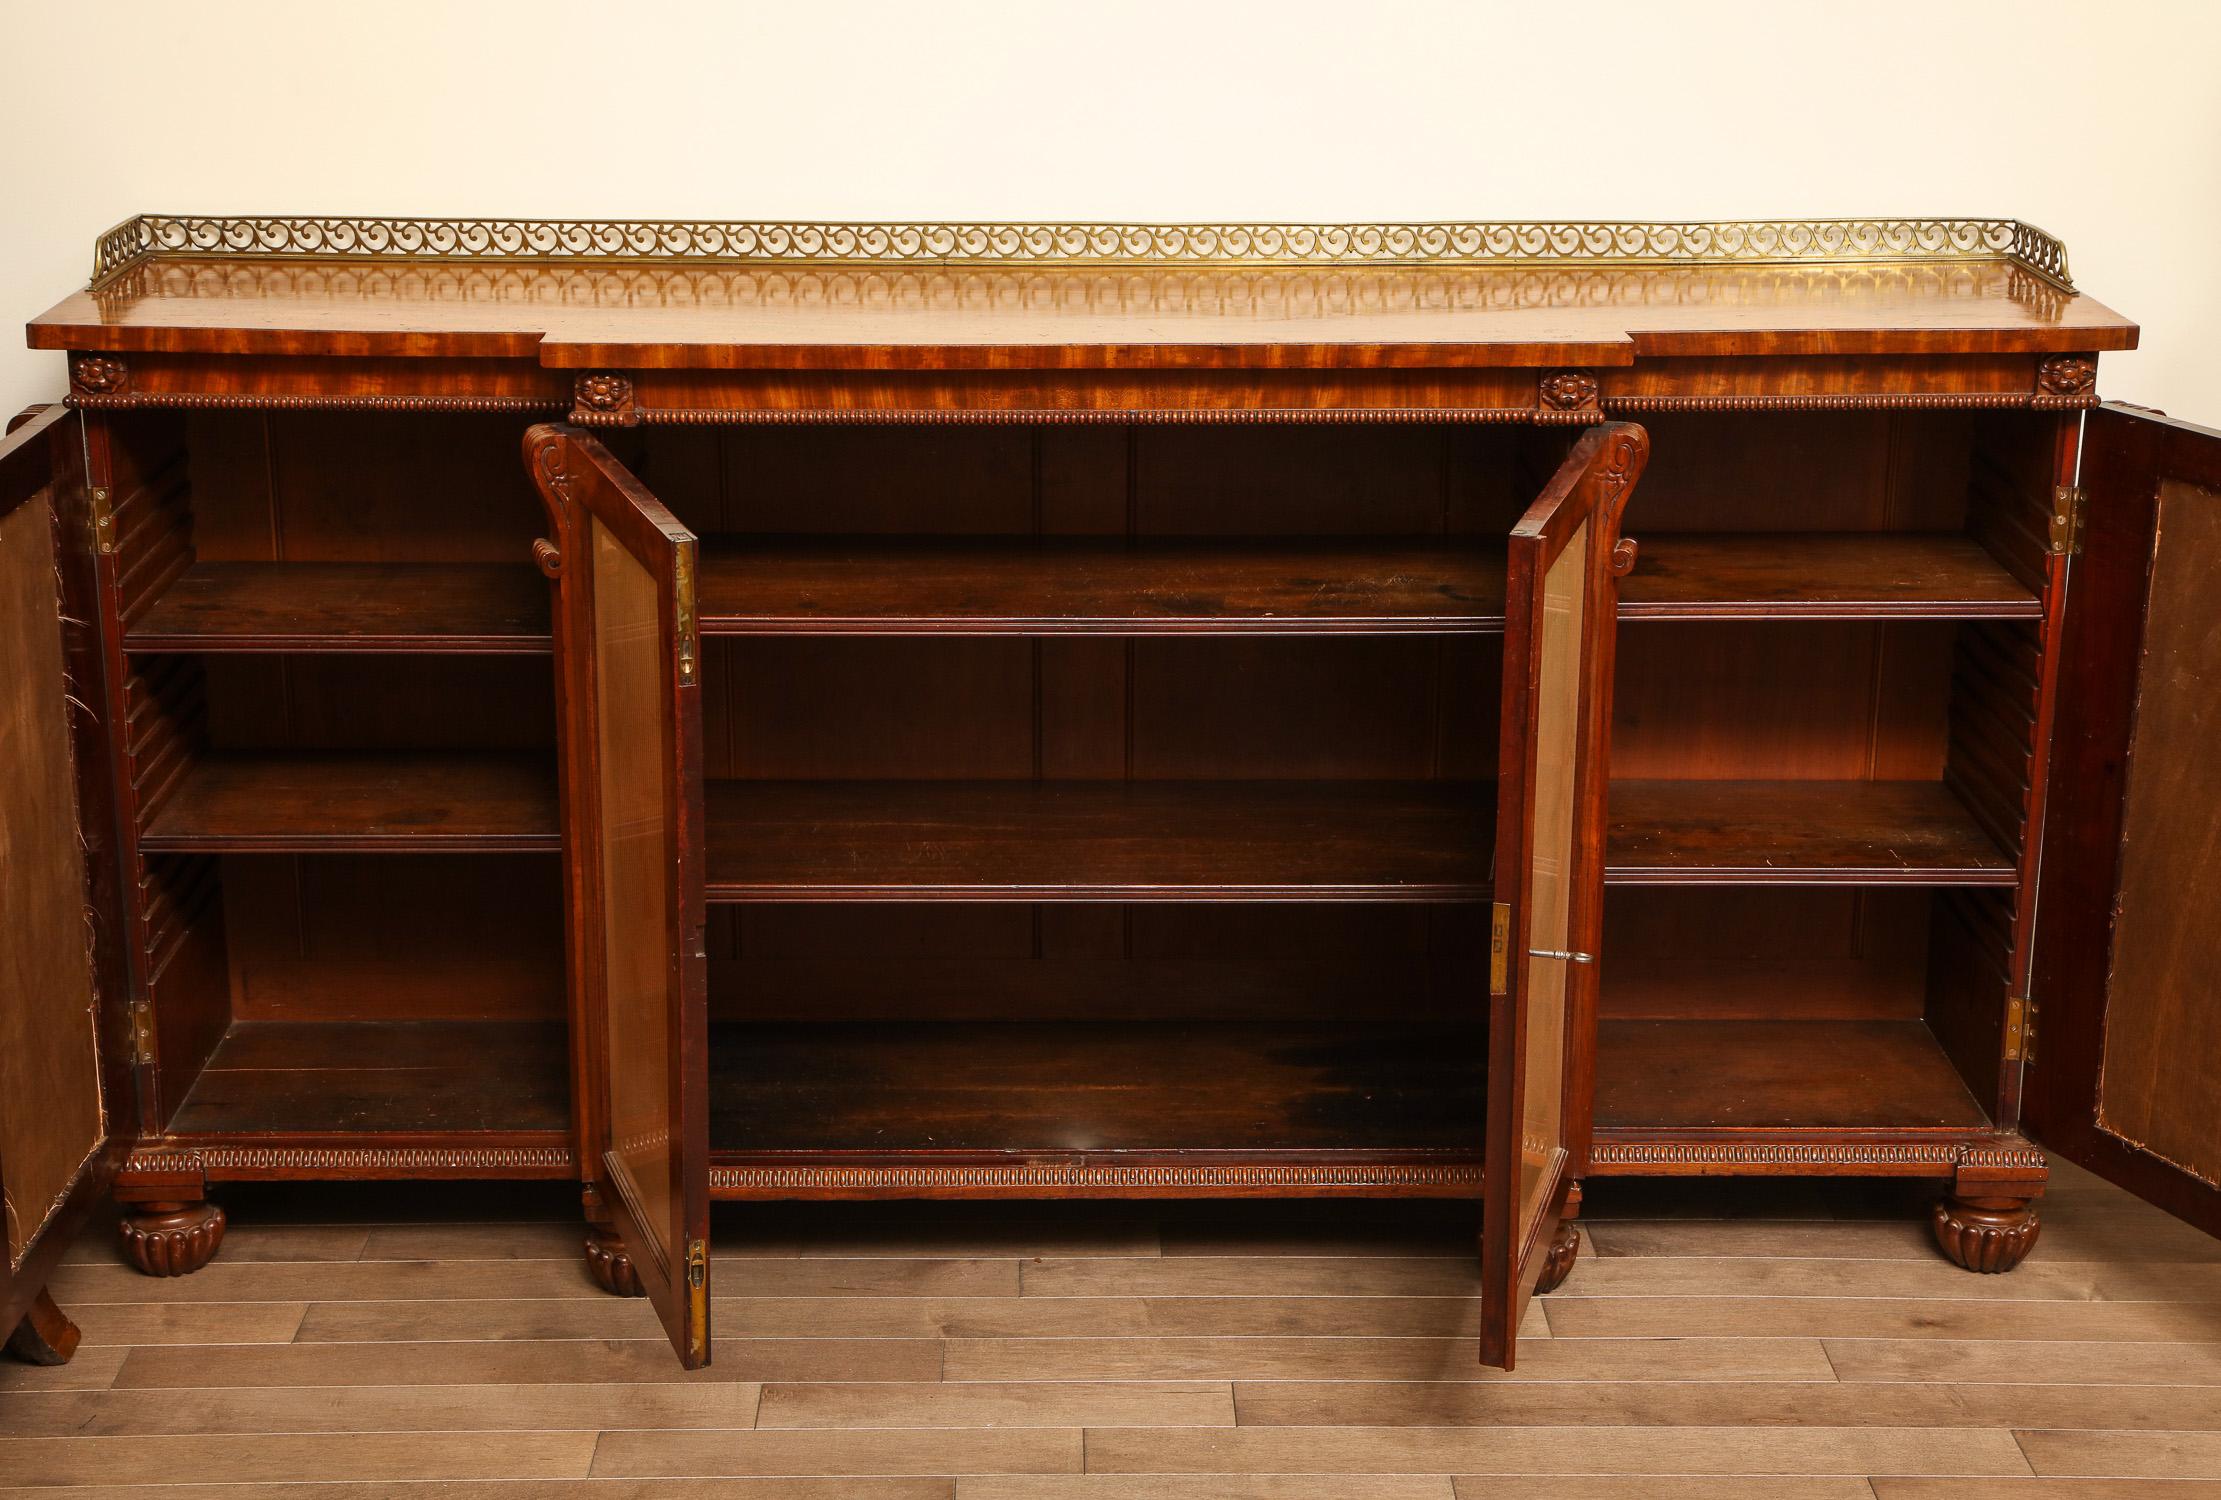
top-left (92, 405), bottom-right (2049, 1165)
top-left (706, 1020), bottom-right (1486, 1156)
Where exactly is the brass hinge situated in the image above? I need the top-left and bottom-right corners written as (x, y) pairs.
top-left (128, 1000), bottom-right (155, 1066)
top-left (685, 1236), bottom-right (710, 1364)
top-left (674, 540), bottom-right (698, 683)
top-left (1490, 902), bottom-right (1511, 996)
top-left (87, 485), bottom-right (115, 556)
top-left (2047, 485), bottom-right (2087, 556)
top-left (2005, 994), bottom-right (2039, 1063)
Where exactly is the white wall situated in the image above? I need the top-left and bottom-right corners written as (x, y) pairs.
top-left (4, 0), bottom-right (2216, 421)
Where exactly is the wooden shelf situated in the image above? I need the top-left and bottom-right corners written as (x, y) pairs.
top-left (1606, 779), bottom-right (2018, 885)
top-left (141, 752), bottom-right (560, 853)
top-left (704, 780), bottom-right (1492, 902)
top-left (696, 539), bottom-right (1507, 636)
top-left (1618, 534), bottom-right (2042, 621)
top-left (126, 562), bottom-right (552, 653)
top-left (707, 1020), bottom-right (1485, 1156)
top-left (1594, 1018), bottom-right (1991, 1132)
top-left (167, 1020), bottom-right (570, 1136)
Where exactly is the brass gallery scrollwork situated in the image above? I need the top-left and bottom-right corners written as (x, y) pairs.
top-left (88, 214), bottom-right (2076, 288)
top-left (90, 258), bottom-right (2069, 321)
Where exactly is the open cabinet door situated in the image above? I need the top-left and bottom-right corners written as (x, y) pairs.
top-left (1479, 422), bottom-right (1648, 1368)
top-left (526, 424), bottom-right (712, 1367)
top-left (2026, 404), bottom-right (2221, 1238)
top-left (1, 406), bottom-right (132, 1364)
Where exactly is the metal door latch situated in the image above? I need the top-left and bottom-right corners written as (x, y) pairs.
top-left (1527, 949), bottom-right (1595, 964)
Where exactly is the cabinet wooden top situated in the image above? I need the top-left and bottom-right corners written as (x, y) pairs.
top-left (27, 216), bottom-right (2137, 369)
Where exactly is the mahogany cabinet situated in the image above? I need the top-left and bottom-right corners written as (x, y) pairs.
top-left (2, 216), bottom-right (2215, 1372)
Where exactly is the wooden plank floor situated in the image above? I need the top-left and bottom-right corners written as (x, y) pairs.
top-left (6, 1160), bottom-right (2221, 1496)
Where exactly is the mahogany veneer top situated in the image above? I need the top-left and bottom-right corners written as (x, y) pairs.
top-left (31, 259), bottom-right (2137, 365)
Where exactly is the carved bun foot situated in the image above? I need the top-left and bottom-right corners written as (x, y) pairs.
top-left (1534, 1222), bottom-right (1581, 1294)
top-left (1931, 1194), bottom-right (2040, 1273)
top-left (6, 1290), bottom-right (81, 1366)
top-left (118, 1200), bottom-right (226, 1276)
top-left (585, 1228), bottom-right (644, 1297)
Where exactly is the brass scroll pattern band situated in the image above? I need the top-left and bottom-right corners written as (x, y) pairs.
top-left (90, 216), bottom-right (2074, 288)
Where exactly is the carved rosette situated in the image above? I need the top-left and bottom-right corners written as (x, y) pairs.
top-left (585, 1228), bottom-right (645, 1297)
top-left (2032, 354), bottom-right (2098, 409)
top-left (573, 371), bottom-right (636, 425)
top-left (1931, 1196), bottom-right (2041, 1273)
top-left (1534, 1222), bottom-right (1581, 1294)
top-left (69, 353), bottom-right (129, 399)
top-left (118, 1201), bottom-right (227, 1276)
top-left (1536, 369), bottom-right (1603, 424)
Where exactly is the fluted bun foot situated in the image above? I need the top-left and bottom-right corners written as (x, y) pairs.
top-left (119, 1200), bottom-right (226, 1277)
top-left (1932, 1194), bottom-right (2040, 1273)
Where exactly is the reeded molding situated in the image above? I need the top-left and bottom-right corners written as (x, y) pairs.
top-left (123, 1144), bottom-right (577, 1178)
top-left (90, 215), bottom-right (2075, 289)
top-left (709, 1161), bottom-right (1484, 1194)
top-left (1590, 1139), bottom-right (2049, 1173)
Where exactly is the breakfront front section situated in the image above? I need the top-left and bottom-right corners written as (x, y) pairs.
top-left (8, 216), bottom-right (2219, 1374)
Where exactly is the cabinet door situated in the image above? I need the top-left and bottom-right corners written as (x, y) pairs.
top-left (1479, 422), bottom-right (1648, 1369)
top-left (1, 405), bottom-right (129, 1362)
top-left (2027, 404), bottom-right (2221, 1237)
top-left (525, 425), bottom-right (712, 1367)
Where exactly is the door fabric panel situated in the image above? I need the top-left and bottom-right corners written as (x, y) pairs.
top-left (0, 414), bottom-right (106, 1273)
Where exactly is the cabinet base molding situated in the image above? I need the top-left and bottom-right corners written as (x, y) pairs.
top-left (118, 1200), bottom-right (226, 1277)
top-left (1931, 1195), bottom-right (2042, 1272)
top-left (1534, 1223), bottom-right (1581, 1295)
top-left (121, 1142), bottom-right (577, 1182)
top-left (584, 1227), bottom-right (645, 1297)
top-left (706, 1158), bottom-right (1486, 1199)
top-left (1589, 1136), bottom-right (2048, 1179)
top-left (5, 1290), bottom-right (81, 1366)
